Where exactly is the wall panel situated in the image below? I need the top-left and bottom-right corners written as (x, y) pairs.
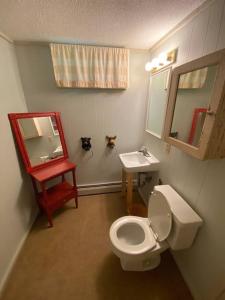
top-left (15, 46), bottom-right (149, 186)
top-left (0, 36), bottom-right (37, 294)
top-left (145, 0), bottom-right (225, 299)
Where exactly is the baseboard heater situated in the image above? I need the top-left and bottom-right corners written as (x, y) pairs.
top-left (78, 180), bottom-right (137, 196)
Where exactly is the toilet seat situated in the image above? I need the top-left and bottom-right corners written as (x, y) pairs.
top-left (148, 190), bottom-right (172, 242)
top-left (110, 216), bottom-right (156, 255)
top-left (110, 190), bottom-right (172, 257)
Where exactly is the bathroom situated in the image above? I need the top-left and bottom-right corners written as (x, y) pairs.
top-left (1, 0), bottom-right (225, 299)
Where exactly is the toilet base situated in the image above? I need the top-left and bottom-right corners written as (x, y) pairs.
top-left (120, 254), bottom-right (161, 271)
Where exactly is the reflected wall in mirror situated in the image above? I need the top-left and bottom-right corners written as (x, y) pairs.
top-left (18, 117), bottom-right (63, 166)
top-left (170, 65), bottom-right (218, 147)
top-left (146, 68), bottom-right (171, 138)
top-left (9, 112), bottom-right (68, 172)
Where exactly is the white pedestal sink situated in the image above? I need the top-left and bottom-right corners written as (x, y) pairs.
top-left (119, 151), bottom-right (160, 214)
top-left (119, 151), bottom-right (160, 173)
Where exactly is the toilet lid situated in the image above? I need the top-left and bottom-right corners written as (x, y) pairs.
top-left (148, 190), bottom-right (172, 242)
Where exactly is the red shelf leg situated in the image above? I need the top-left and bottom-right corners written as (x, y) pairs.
top-left (72, 169), bottom-right (78, 208)
top-left (41, 182), bottom-right (53, 227)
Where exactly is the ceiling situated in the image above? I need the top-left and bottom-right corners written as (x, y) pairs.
top-left (0, 0), bottom-right (207, 49)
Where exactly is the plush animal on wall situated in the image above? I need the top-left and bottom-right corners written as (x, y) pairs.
top-left (106, 136), bottom-right (117, 148)
top-left (81, 137), bottom-right (92, 151)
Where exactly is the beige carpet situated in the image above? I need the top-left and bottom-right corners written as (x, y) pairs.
top-left (1, 193), bottom-right (193, 300)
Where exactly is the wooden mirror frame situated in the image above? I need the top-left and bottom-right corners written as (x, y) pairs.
top-left (8, 112), bottom-right (69, 173)
top-left (163, 48), bottom-right (225, 160)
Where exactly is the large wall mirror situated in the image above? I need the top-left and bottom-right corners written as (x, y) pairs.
top-left (164, 48), bottom-right (225, 160)
top-left (146, 68), bottom-right (171, 138)
top-left (9, 112), bottom-right (68, 172)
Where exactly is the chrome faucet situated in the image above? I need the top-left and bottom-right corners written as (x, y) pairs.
top-left (138, 146), bottom-right (151, 157)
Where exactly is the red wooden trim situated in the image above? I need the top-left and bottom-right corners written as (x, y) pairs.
top-left (55, 112), bottom-right (69, 160)
top-left (8, 112), bottom-right (69, 173)
top-left (8, 115), bottom-right (31, 171)
top-left (8, 112), bottom-right (57, 119)
top-left (31, 177), bottom-right (38, 196)
top-left (188, 108), bottom-right (207, 145)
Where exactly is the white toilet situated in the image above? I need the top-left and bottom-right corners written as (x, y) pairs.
top-left (109, 185), bottom-right (203, 271)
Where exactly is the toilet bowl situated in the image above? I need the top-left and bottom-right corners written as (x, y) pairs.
top-left (110, 215), bottom-right (169, 270)
top-left (109, 185), bottom-right (203, 271)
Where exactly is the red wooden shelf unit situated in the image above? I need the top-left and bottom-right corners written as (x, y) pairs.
top-left (30, 160), bottom-right (78, 227)
top-left (8, 112), bottom-right (78, 227)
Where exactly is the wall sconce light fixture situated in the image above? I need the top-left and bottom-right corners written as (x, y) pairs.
top-left (145, 48), bottom-right (177, 73)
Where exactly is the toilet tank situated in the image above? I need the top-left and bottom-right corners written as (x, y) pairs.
top-left (154, 185), bottom-right (203, 250)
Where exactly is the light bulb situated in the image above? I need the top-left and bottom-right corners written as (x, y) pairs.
top-left (158, 52), bottom-right (168, 65)
top-left (151, 57), bottom-right (159, 68)
top-left (145, 62), bottom-right (153, 71)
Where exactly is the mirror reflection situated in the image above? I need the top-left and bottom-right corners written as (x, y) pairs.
top-left (170, 65), bottom-right (218, 147)
top-left (146, 68), bottom-right (170, 138)
top-left (18, 116), bottom-right (63, 166)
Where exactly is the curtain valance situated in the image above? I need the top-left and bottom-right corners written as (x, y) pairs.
top-left (178, 67), bottom-right (208, 89)
top-left (50, 43), bottom-right (129, 89)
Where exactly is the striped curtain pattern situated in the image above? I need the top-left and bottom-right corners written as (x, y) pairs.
top-left (178, 67), bottom-right (208, 89)
top-left (50, 43), bottom-right (129, 89)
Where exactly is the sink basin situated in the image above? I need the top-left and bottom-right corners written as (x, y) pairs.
top-left (119, 151), bottom-right (160, 172)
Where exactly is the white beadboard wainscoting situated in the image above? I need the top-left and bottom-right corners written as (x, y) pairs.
top-left (144, 0), bottom-right (225, 299)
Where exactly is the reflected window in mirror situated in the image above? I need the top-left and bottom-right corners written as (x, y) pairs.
top-left (170, 65), bottom-right (218, 147)
top-left (146, 68), bottom-right (171, 138)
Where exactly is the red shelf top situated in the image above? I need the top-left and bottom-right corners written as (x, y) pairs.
top-left (30, 160), bottom-right (76, 182)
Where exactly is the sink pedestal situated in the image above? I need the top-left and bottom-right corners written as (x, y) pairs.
top-left (122, 169), bottom-right (134, 214)
top-left (119, 151), bottom-right (160, 213)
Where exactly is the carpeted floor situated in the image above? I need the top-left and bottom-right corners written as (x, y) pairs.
top-left (1, 193), bottom-right (193, 300)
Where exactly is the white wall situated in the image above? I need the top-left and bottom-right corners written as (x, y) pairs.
top-left (15, 45), bottom-right (149, 186)
top-left (0, 36), bottom-right (37, 293)
top-left (144, 0), bottom-right (225, 299)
